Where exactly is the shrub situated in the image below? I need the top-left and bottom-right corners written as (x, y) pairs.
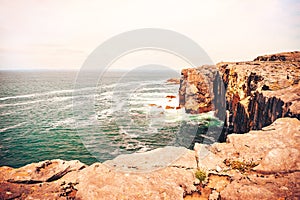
top-left (195, 168), bottom-right (207, 183)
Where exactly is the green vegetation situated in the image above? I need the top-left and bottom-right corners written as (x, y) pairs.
top-left (195, 168), bottom-right (207, 183)
top-left (223, 159), bottom-right (258, 173)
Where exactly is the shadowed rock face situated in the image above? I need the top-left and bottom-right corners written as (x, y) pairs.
top-left (179, 51), bottom-right (300, 138)
top-left (218, 52), bottom-right (300, 136)
top-left (0, 118), bottom-right (299, 199)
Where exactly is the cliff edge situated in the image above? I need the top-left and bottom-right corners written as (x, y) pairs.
top-left (179, 51), bottom-right (300, 138)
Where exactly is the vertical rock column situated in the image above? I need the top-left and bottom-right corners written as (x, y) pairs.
top-left (179, 66), bottom-right (226, 118)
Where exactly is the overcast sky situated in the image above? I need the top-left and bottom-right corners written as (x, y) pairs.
top-left (0, 0), bottom-right (299, 70)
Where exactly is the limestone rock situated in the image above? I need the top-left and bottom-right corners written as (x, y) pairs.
top-left (179, 51), bottom-right (300, 137)
top-left (103, 146), bottom-right (196, 172)
top-left (74, 163), bottom-right (196, 200)
top-left (0, 160), bottom-right (86, 199)
top-left (216, 52), bottom-right (300, 135)
top-left (167, 78), bottom-right (181, 84)
top-left (179, 65), bottom-right (226, 115)
top-left (197, 118), bottom-right (300, 199)
top-left (254, 51), bottom-right (300, 62)
top-left (2, 159), bottom-right (86, 183)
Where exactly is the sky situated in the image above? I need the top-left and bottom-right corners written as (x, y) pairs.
top-left (0, 0), bottom-right (299, 70)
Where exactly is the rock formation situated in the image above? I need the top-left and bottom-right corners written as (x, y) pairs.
top-left (0, 118), bottom-right (299, 199)
top-left (254, 51), bottom-right (300, 62)
top-left (179, 65), bottom-right (226, 116)
top-left (179, 51), bottom-right (300, 139)
top-left (166, 78), bottom-right (181, 84)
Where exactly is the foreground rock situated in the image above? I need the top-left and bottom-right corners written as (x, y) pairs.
top-left (1, 118), bottom-right (299, 199)
top-left (0, 160), bottom-right (86, 199)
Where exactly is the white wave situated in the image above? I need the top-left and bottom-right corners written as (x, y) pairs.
top-left (97, 109), bottom-right (114, 120)
top-left (0, 111), bottom-right (14, 116)
top-left (0, 105), bottom-right (37, 116)
top-left (100, 83), bottom-right (117, 89)
top-left (0, 89), bottom-right (73, 101)
top-left (50, 118), bottom-right (75, 128)
top-left (0, 93), bottom-right (37, 101)
top-left (0, 122), bottom-right (26, 132)
top-left (0, 86), bottom-right (100, 102)
top-left (0, 99), bottom-right (45, 108)
top-left (123, 142), bottom-right (147, 151)
top-left (136, 87), bottom-right (167, 92)
top-left (49, 96), bottom-right (72, 102)
top-left (139, 93), bottom-right (169, 97)
top-left (57, 104), bottom-right (73, 111)
top-left (97, 91), bottom-right (114, 97)
top-left (0, 96), bottom-right (73, 108)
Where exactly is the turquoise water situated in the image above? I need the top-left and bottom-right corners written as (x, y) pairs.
top-left (0, 69), bottom-right (222, 168)
top-left (0, 71), bottom-right (98, 167)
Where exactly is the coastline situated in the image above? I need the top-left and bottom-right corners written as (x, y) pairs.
top-left (1, 117), bottom-right (299, 199)
top-left (1, 51), bottom-right (299, 199)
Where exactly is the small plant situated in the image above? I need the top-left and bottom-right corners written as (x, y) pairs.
top-left (195, 168), bottom-right (207, 183)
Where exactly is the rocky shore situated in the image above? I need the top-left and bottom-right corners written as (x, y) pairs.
top-left (1, 117), bottom-right (299, 199)
top-left (1, 51), bottom-right (299, 199)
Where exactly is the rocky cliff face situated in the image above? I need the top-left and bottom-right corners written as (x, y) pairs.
top-left (178, 65), bottom-right (226, 122)
top-left (179, 51), bottom-right (300, 138)
top-left (1, 118), bottom-right (299, 199)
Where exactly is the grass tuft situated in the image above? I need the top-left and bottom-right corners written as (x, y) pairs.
top-left (195, 168), bottom-right (207, 183)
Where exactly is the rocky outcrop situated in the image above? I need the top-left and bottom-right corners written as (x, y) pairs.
top-left (166, 78), bottom-right (181, 84)
top-left (218, 52), bottom-right (300, 136)
top-left (179, 65), bottom-right (226, 116)
top-left (0, 118), bottom-right (299, 199)
top-left (179, 51), bottom-right (300, 138)
top-left (0, 160), bottom-right (86, 199)
top-left (254, 51), bottom-right (300, 62)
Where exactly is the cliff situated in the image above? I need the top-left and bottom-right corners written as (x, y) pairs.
top-left (179, 51), bottom-right (300, 138)
top-left (0, 118), bottom-right (299, 199)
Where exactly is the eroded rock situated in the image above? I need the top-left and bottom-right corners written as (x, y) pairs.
top-left (179, 52), bottom-right (300, 138)
top-left (2, 159), bottom-right (86, 183)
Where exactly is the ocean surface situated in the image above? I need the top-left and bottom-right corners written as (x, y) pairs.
top-left (0, 69), bottom-right (222, 168)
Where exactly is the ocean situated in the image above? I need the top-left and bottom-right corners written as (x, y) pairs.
top-left (0, 69), bottom-right (222, 168)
